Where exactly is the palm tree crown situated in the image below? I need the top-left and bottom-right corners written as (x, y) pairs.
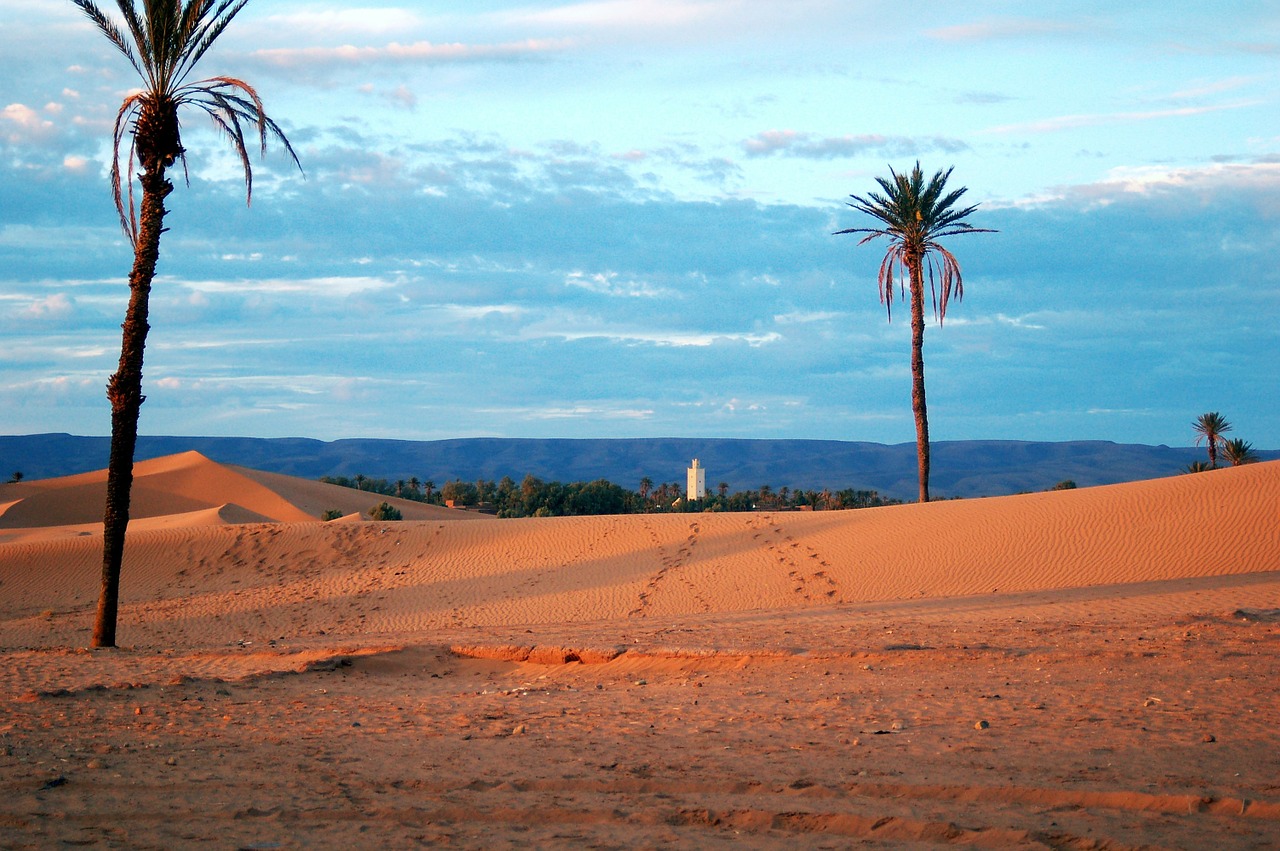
top-left (73, 0), bottom-right (301, 240)
top-left (835, 162), bottom-right (994, 323)
top-left (1192, 412), bottom-right (1232, 468)
top-left (1221, 437), bottom-right (1258, 467)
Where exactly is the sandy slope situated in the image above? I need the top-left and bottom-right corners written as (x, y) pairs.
top-left (0, 450), bottom-right (485, 539)
top-left (0, 456), bottom-right (1277, 848)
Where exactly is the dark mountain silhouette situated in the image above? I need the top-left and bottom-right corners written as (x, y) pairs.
top-left (3, 434), bottom-right (1272, 501)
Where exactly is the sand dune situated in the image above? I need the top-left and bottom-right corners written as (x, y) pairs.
top-left (0, 449), bottom-right (483, 535)
top-left (1, 457), bottom-right (1276, 648)
top-left (1, 455), bottom-right (1277, 848)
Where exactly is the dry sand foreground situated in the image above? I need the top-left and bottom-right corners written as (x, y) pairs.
top-left (0, 452), bottom-right (1278, 849)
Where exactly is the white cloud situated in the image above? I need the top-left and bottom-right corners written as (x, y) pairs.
top-left (743, 129), bottom-right (968, 159)
top-left (482, 404), bottom-right (656, 421)
top-left (175, 275), bottom-right (397, 296)
top-left (20, 293), bottom-right (74, 320)
top-left (927, 17), bottom-right (1083, 43)
top-left (997, 160), bottom-right (1280, 209)
top-left (565, 270), bottom-right (671, 298)
top-left (1, 103), bottom-right (53, 141)
top-left (251, 38), bottom-right (573, 70)
top-left (985, 102), bottom-right (1259, 135)
top-left (259, 8), bottom-right (426, 37)
top-left (498, 0), bottom-right (730, 31)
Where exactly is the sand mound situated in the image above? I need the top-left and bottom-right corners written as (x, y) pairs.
top-left (229, 464), bottom-right (489, 523)
top-left (0, 450), bottom-right (486, 533)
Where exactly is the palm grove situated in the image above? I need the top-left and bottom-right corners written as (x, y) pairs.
top-left (319, 474), bottom-right (903, 519)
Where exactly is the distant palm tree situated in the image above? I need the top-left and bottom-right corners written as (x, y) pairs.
top-left (409, 476), bottom-right (420, 495)
top-left (1221, 438), bottom-right (1259, 467)
top-left (423, 480), bottom-right (435, 503)
top-left (1184, 460), bottom-right (1213, 474)
top-left (717, 481), bottom-right (729, 498)
top-left (6, 472), bottom-right (22, 484)
top-left (74, 0), bottom-right (301, 648)
top-left (1192, 412), bottom-right (1232, 469)
top-left (354, 473), bottom-right (367, 491)
top-left (836, 162), bottom-right (994, 503)
top-left (639, 477), bottom-right (653, 501)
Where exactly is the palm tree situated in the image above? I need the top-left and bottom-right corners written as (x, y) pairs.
top-left (74, 0), bottom-right (301, 648)
top-left (836, 162), bottom-right (994, 502)
top-left (1222, 437), bottom-right (1259, 467)
top-left (1192, 412), bottom-right (1232, 469)
top-left (1184, 460), bottom-right (1213, 474)
top-left (639, 477), bottom-right (653, 502)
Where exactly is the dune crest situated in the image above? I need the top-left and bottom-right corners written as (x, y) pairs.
top-left (0, 450), bottom-right (484, 532)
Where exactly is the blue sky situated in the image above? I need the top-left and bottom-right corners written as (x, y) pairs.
top-left (2, 1), bottom-right (1278, 447)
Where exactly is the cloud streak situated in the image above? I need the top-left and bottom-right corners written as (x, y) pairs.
top-left (985, 102), bottom-right (1260, 135)
top-left (252, 38), bottom-right (574, 70)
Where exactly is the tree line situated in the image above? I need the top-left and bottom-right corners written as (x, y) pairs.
top-left (317, 473), bottom-right (902, 519)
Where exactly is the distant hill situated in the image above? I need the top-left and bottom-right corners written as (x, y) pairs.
top-left (3, 434), bottom-right (1273, 501)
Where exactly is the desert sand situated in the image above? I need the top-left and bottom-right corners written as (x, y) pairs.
top-left (0, 451), bottom-right (1278, 849)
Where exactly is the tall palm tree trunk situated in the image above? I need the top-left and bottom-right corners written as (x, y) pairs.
top-left (908, 255), bottom-right (931, 503)
top-left (93, 165), bottom-right (171, 648)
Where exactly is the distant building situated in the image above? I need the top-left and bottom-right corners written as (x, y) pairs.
top-left (687, 458), bottom-right (706, 500)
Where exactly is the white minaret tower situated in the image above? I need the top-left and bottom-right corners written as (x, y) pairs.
top-left (687, 458), bottom-right (706, 500)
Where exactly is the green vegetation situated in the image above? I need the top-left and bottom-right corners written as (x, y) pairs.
top-left (74, 0), bottom-right (300, 649)
top-left (6, 472), bottom-right (21, 484)
top-left (320, 473), bottom-right (900, 518)
top-left (835, 162), bottom-right (995, 504)
top-left (321, 509), bottom-right (343, 522)
top-left (369, 502), bottom-right (403, 521)
top-left (1222, 438), bottom-right (1259, 467)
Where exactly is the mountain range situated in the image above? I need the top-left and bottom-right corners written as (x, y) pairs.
top-left (3, 434), bottom-right (1272, 501)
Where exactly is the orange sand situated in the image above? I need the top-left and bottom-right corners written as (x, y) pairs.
top-left (0, 453), bottom-right (1277, 848)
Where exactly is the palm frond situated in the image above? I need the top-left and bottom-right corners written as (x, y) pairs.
top-left (75, 0), bottom-right (303, 238)
top-left (117, 0), bottom-right (158, 89)
top-left (71, 0), bottom-right (145, 78)
top-left (174, 0), bottom-right (248, 88)
top-left (110, 93), bottom-right (146, 240)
